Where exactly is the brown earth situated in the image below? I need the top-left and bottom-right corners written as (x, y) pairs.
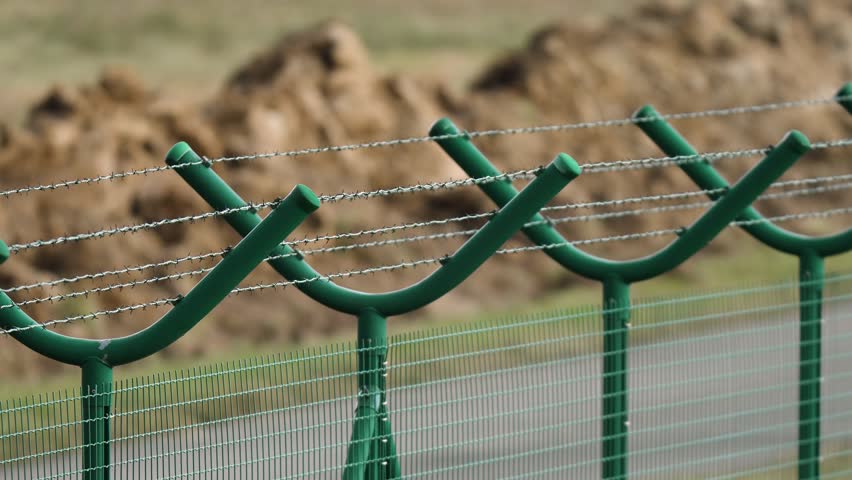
top-left (1, 0), bottom-right (851, 379)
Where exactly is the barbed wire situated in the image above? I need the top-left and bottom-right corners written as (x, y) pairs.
top-left (2, 206), bottom-right (849, 335)
top-left (1, 92), bottom-right (848, 200)
top-left (6, 182), bottom-right (851, 310)
top-left (8, 138), bottom-right (852, 254)
top-left (5, 175), bottom-right (851, 295)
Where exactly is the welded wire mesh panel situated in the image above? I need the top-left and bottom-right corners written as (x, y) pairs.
top-left (628, 273), bottom-right (852, 479)
top-left (0, 392), bottom-right (84, 479)
top-left (630, 283), bottom-right (798, 478)
top-left (1, 348), bottom-right (360, 479)
top-left (2, 274), bottom-right (852, 478)
top-left (820, 273), bottom-right (852, 480)
top-left (388, 308), bottom-right (603, 479)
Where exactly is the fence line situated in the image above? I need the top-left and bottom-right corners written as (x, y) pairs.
top-left (1, 84), bottom-right (850, 480)
top-left (3, 274), bottom-right (852, 478)
top-left (7, 158), bottom-right (852, 255)
top-left (3, 178), bottom-right (849, 301)
top-left (2, 206), bottom-right (848, 337)
top-left (5, 172), bottom-right (850, 297)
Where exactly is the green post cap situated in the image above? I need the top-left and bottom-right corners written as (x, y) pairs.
top-left (553, 153), bottom-right (583, 180)
top-left (165, 141), bottom-right (195, 166)
top-left (780, 130), bottom-right (812, 156)
top-left (632, 104), bottom-right (660, 120)
top-left (288, 184), bottom-right (321, 213)
top-left (429, 117), bottom-right (460, 137)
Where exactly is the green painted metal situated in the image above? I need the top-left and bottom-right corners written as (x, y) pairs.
top-left (165, 142), bottom-right (581, 317)
top-left (342, 393), bottom-right (379, 480)
top-left (167, 140), bottom-right (581, 479)
top-left (80, 360), bottom-right (112, 480)
top-left (602, 276), bottom-right (630, 480)
top-left (633, 100), bottom-right (852, 480)
top-left (430, 116), bottom-right (809, 479)
top-left (799, 251), bottom-right (824, 480)
top-left (2, 87), bottom-right (851, 478)
top-left (0, 185), bottom-right (319, 366)
top-left (431, 118), bottom-right (810, 283)
top-left (632, 105), bottom-right (852, 258)
top-left (0, 182), bottom-right (320, 478)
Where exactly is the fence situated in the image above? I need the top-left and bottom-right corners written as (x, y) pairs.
top-left (0, 83), bottom-right (851, 479)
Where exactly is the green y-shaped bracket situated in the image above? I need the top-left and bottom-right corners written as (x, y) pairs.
top-left (0, 184), bottom-right (319, 480)
top-left (165, 141), bottom-right (582, 479)
top-left (634, 84), bottom-right (852, 480)
top-left (430, 118), bottom-right (810, 480)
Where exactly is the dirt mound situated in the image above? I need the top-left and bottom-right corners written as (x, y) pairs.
top-left (0, 0), bottom-right (851, 378)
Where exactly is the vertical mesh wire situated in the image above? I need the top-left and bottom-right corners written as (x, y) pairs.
top-left (629, 280), bottom-right (800, 479)
top-left (820, 272), bottom-right (852, 480)
top-left (388, 307), bottom-right (603, 479)
top-left (1, 273), bottom-right (852, 478)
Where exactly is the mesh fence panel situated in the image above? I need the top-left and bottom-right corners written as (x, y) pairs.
top-left (2, 273), bottom-right (852, 478)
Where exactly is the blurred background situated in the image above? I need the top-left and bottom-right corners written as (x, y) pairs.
top-left (1, 0), bottom-right (851, 387)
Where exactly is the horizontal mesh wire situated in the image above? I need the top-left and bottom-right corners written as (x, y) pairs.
top-left (1, 273), bottom-right (852, 478)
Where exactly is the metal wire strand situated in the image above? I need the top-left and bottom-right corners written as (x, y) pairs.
top-left (4, 176), bottom-right (850, 300)
top-left (6, 137), bottom-right (852, 254)
top-left (0, 91), bottom-right (849, 199)
top-left (1, 206), bottom-right (848, 335)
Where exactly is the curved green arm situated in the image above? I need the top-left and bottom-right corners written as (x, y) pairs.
top-left (0, 184), bottom-right (319, 366)
top-left (633, 103), bottom-right (852, 257)
top-left (166, 142), bottom-right (581, 316)
top-left (430, 118), bottom-right (810, 283)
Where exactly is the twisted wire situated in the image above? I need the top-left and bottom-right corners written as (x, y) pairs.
top-left (2, 206), bottom-right (848, 335)
top-left (8, 138), bottom-right (852, 254)
top-left (5, 177), bottom-right (850, 295)
top-left (1, 92), bottom-right (848, 199)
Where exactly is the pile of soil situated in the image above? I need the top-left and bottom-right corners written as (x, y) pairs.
top-left (1, 0), bottom-right (850, 378)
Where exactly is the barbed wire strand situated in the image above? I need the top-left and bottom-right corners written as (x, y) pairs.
top-left (2, 206), bottom-right (849, 335)
top-left (1, 93), bottom-right (849, 199)
top-left (8, 181), bottom-right (852, 309)
top-left (7, 138), bottom-right (852, 254)
top-left (5, 175), bottom-right (851, 295)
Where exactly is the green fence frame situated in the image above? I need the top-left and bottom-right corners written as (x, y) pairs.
top-left (164, 142), bottom-right (581, 478)
top-left (0, 83), bottom-right (850, 479)
top-left (430, 119), bottom-right (810, 480)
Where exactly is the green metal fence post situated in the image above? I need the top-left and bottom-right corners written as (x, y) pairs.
top-left (81, 359), bottom-right (112, 480)
top-left (354, 309), bottom-right (391, 479)
top-left (799, 250), bottom-right (824, 480)
top-left (342, 397), bottom-right (378, 480)
top-left (633, 97), bottom-right (852, 480)
top-left (0, 180), bottom-right (319, 479)
top-left (167, 141), bottom-right (581, 479)
top-left (602, 276), bottom-right (630, 480)
top-left (430, 117), bottom-right (808, 480)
